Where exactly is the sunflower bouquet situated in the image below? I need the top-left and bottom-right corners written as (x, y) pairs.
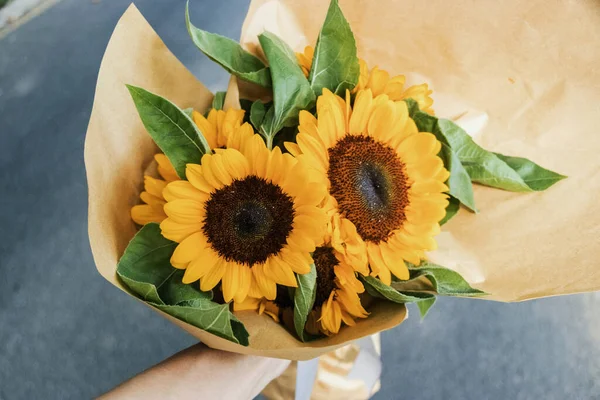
top-left (85, 0), bottom-right (598, 364)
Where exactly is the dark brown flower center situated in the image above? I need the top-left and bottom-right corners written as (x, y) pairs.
top-left (328, 135), bottom-right (410, 243)
top-left (313, 246), bottom-right (338, 307)
top-left (203, 176), bottom-right (295, 266)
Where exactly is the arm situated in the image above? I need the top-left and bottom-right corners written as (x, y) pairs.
top-left (99, 343), bottom-right (290, 400)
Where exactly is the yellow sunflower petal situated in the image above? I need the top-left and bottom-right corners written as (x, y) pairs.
top-left (284, 142), bottom-right (302, 157)
top-left (233, 296), bottom-right (260, 312)
top-left (226, 122), bottom-right (254, 152)
top-left (193, 110), bottom-right (218, 149)
top-left (367, 99), bottom-right (398, 142)
top-left (247, 273), bottom-right (264, 299)
top-left (265, 146), bottom-right (284, 183)
top-left (336, 287), bottom-right (368, 317)
top-left (316, 89), bottom-right (346, 145)
top-left (387, 235), bottom-right (423, 265)
top-left (182, 247), bottom-right (220, 283)
top-left (144, 176), bottom-right (167, 198)
top-left (280, 247), bottom-right (312, 275)
top-left (253, 264), bottom-right (277, 300)
top-left (329, 297), bottom-right (343, 334)
top-left (265, 256), bottom-right (297, 287)
top-left (186, 164), bottom-right (214, 193)
top-left (397, 132), bottom-right (440, 164)
top-left (210, 153), bottom-right (233, 186)
top-left (402, 83), bottom-right (434, 114)
top-left (293, 182), bottom-right (326, 207)
top-left (200, 154), bottom-right (224, 189)
top-left (340, 309), bottom-right (357, 327)
top-left (367, 66), bottom-right (390, 96)
top-left (155, 154), bottom-right (179, 182)
top-left (159, 218), bottom-right (203, 243)
top-left (293, 215), bottom-right (326, 242)
top-left (199, 258), bottom-right (227, 291)
top-left (140, 191), bottom-right (164, 207)
top-left (367, 243), bottom-right (392, 285)
top-left (410, 180), bottom-right (449, 195)
top-left (286, 230), bottom-right (317, 253)
top-left (163, 180), bottom-right (207, 202)
top-left (233, 265), bottom-right (252, 303)
top-left (383, 75), bottom-right (407, 100)
top-left (394, 229), bottom-right (438, 252)
top-left (349, 89), bottom-right (373, 134)
top-left (296, 132), bottom-right (328, 172)
top-left (131, 205), bottom-right (166, 225)
top-left (334, 262), bottom-right (364, 294)
top-left (298, 110), bottom-right (320, 141)
top-left (220, 148), bottom-right (250, 180)
top-left (406, 156), bottom-right (444, 181)
top-left (163, 199), bottom-right (205, 223)
top-left (379, 242), bottom-right (410, 280)
top-left (403, 222), bottom-right (441, 238)
top-left (171, 231), bottom-right (207, 265)
top-left (222, 262), bottom-right (241, 303)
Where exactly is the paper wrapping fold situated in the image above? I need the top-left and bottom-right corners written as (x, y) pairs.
top-left (231, 0), bottom-right (600, 302)
top-left (85, 4), bottom-right (405, 361)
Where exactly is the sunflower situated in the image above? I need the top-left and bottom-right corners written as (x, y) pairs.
top-left (288, 89), bottom-right (449, 285)
top-left (296, 45), bottom-right (434, 114)
top-left (131, 154), bottom-right (178, 225)
top-left (234, 245), bottom-right (368, 335)
top-left (160, 133), bottom-right (328, 303)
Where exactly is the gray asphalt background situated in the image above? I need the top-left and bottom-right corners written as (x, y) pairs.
top-left (0, 1), bottom-right (599, 399)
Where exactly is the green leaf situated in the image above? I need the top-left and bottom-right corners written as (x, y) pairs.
top-left (404, 98), bottom-right (419, 118)
top-left (250, 100), bottom-right (268, 132)
top-left (408, 262), bottom-right (486, 297)
top-left (116, 223), bottom-right (178, 304)
top-left (293, 264), bottom-right (317, 342)
top-left (126, 85), bottom-right (210, 179)
top-left (362, 276), bottom-right (436, 318)
top-left (412, 112), bottom-right (531, 192)
top-left (185, 3), bottom-right (271, 87)
top-left (308, 0), bottom-right (359, 96)
top-left (361, 276), bottom-right (435, 303)
top-left (416, 296), bottom-right (436, 319)
top-left (493, 153), bottom-right (566, 191)
top-left (258, 31), bottom-right (316, 145)
top-left (440, 196), bottom-right (460, 226)
top-left (152, 301), bottom-right (249, 346)
top-left (211, 91), bottom-right (226, 110)
top-left (439, 143), bottom-right (477, 212)
top-left (158, 270), bottom-right (213, 305)
top-left (411, 109), bottom-right (437, 134)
